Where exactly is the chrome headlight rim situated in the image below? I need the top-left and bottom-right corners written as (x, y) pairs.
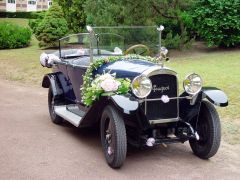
top-left (183, 73), bottom-right (203, 95)
top-left (131, 75), bottom-right (152, 99)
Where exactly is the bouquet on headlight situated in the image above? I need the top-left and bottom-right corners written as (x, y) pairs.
top-left (81, 72), bottom-right (130, 106)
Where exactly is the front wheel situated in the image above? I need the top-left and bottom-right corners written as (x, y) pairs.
top-left (189, 101), bottom-right (221, 159)
top-left (100, 105), bottom-right (127, 168)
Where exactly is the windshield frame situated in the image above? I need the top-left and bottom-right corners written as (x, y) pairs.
top-left (58, 26), bottom-right (161, 61)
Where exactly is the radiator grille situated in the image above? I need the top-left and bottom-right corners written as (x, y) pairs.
top-left (142, 74), bottom-right (178, 120)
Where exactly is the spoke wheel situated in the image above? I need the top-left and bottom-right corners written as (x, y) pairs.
top-left (48, 86), bottom-right (63, 124)
top-left (100, 105), bottom-right (127, 168)
top-left (189, 101), bottom-right (221, 159)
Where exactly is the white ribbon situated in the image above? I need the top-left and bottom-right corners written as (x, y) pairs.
top-left (40, 52), bottom-right (60, 67)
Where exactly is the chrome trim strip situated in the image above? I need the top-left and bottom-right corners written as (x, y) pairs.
top-left (145, 96), bottom-right (192, 102)
top-left (149, 118), bottom-right (179, 124)
top-left (142, 66), bottom-right (177, 77)
top-left (59, 33), bottom-right (90, 41)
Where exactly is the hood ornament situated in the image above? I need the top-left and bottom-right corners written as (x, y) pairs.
top-left (157, 25), bottom-right (169, 67)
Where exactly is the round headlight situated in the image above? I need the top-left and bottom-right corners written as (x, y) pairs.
top-left (131, 76), bottom-right (152, 98)
top-left (183, 73), bottom-right (202, 95)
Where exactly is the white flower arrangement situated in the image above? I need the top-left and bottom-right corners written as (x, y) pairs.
top-left (81, 55), bottom-right (158, 106)
top-left (40, 52), bottom-right (61, 67)
top-left (82, 71), bottom-right (130, 105)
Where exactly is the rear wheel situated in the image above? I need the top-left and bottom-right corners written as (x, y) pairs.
top-left (100, 105), bottom-right (127, 168)
top-left (48, 86), bottom-right (63, 124)
top-left (189, 101), bottom-right (221, 159)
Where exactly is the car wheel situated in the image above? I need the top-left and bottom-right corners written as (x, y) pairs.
top-left (100, 105), bottom-right (127, 168)
top-left (189, 101), bottom-right (221, 159)
top-left (48, 86), bottom-right (63, 124)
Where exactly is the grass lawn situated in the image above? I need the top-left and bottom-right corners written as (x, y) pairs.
top-left (0, 18), bottom-right (239, 144)
top-left (0, 18), bottom-right (51, 84)
top-left (169, 50), bottom-right (240, 144)
top-left (0, 18), bottom-right (29, 27)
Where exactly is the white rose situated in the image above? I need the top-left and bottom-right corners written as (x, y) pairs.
top-left (100, 78), bottom-right (120, 92)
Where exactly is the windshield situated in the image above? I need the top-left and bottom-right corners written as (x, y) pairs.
top-left (92, 26), bottom-right (159, 56)
top-left (59, 26), bottom-right (160, 59)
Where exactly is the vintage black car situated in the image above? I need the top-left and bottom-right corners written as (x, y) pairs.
top-left (40, 26), bottom-right (228, 168)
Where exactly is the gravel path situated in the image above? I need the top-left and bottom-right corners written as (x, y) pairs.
top-left (0, 79), bottom-right (239, 180)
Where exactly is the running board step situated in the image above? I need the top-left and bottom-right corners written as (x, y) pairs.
top-left (54, 105), bottom-right (83, 127)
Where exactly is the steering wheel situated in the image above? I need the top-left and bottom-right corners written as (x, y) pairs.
top-left (125, 44), bottom-right (150, 56)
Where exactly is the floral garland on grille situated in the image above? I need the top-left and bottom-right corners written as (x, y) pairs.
top-left (81, 54), bottom-right (157, 106)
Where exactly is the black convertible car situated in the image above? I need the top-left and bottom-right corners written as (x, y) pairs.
top-left (40, 26), bottom-right (228, 168)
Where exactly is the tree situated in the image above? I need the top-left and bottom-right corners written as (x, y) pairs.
top-left (84, 0), bottom-right (195, 49)
top-left (35, 3), bottom-right (69, 47)
top-left (56, 0), bottom-right (86, 33)
top-left (85, 0), bottom-right (154, 26)
top-left (192, 0), bottom-right (240, 47)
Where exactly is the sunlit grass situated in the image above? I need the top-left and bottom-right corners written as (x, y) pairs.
top-left (0, 18), bottom-right (29, 27)
top-left (168, 50), bottom-right (240, 144)
top-left (0, 18), bottom-right (50, 85)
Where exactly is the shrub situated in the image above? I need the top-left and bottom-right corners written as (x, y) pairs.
top-left (34, 3), bottom-right (69, 48)
top-left (0, 11), bottom-right (47, 19)
top-left (28, 11), bottom-right (47, 33)
top-left (28, 18), bottom-right (42, 34)
top-left (163, 32), bottom-right (181, 49)
top-left (56, 0), bottom-right (86, 33)
top-left (163, 29), bottom-right (194, 50)
top-left (0, 22), bottom-right (32, 49)
top-left (192, 0), bottom-right (240, 47)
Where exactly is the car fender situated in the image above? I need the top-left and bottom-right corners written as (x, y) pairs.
top-left (42, 73), bottom-right (63, 97)
top-left (109, 94), bottom-right (139, 114)
top-left (201, 87), bottom-right (228, 107)
top-left (80, 95), bottom-right (147, 128)
top-left (179, 87), bottom-right (228, 122)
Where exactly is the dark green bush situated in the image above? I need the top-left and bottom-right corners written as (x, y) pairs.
top-left (28, 11), bottom-right (47, 34)
top-left (34, 3), bottom-right (69, 48)
top-left (29, 18), bottom-right (42, 34)
top-left (163, 29), bottom-right (194, 49)
top-left (0, 11), bottom-right (47, 19)
top-left (0, 22), bottom-right (32, 49)
top-left (192, 0), bottom-right (240, 47)
top-left (55, 0), bottom-right (86, 33)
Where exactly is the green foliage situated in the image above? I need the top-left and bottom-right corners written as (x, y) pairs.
top-left (192, 0), bottom-right (240, 47)
top-left (163, 30), bottom-right (194, 50)
top-left (28, 18), bottom-right (42, 34)
top-left (81, 54), bottom-right (157, 105)
top-left (0, 22), bottom-right (31, 49)
top-left (28, 11), bottom-right (48, 34)
top-left (85, 0), bottom-right (154, 26)
top-left (34, 3), bottom-right (69, 48)
top-left (56, 0), bottom-right (86, 33)
top-left (163, 32), bottom-right (181, 49)
top-left (85, 0), bottom-right (196, 49)
top-left (0, 11), bottom-right (47, 19)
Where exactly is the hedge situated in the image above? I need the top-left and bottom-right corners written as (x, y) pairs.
top-left (0, 11), bottom-right (46, 19)
top-left (0, 22), bottom-right (32, 49)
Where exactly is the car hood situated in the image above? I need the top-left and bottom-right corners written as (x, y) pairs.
top-left (94, 59), bottom-right (157, 79)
